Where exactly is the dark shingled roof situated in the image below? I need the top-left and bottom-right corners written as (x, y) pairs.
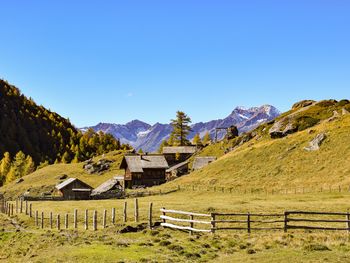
top-left (192, 157), bottom-right (217, 170)
top-left (121, 155), bottom-right (169, 173)
top-left (162, 146), bottom-right (197, 154)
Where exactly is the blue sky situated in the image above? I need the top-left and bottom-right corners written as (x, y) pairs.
top-left (1, 0), bottom-right (349, 127)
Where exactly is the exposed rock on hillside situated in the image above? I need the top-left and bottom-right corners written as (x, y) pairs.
top-left (83, 159), bottom-right (113, 174)
top-left (304, 133), bottom-right (327, 151)
top-left (292, 100), bottom-right (316, 110)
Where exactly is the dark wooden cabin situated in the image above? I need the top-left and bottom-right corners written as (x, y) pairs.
top-left (55, 178), bottom-right (93, 200)
top-left (162, 146), bottom-right (197, 166)
top-left (120, 154), bottom-right (169, 189)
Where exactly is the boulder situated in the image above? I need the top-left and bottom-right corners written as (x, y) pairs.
top-left (15, 178), bottom-right (24, 184)
top-left (304, 133), bottom-right (327, 151)
top-left (226, 125), bottom-right (239, 140)
top-left (326, 111), bottom-right (340, 122)
top-left (342, 108), bottom-right (349, 115)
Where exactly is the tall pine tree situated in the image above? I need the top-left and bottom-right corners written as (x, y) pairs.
top-left (170, 111), bottom-right (192, 146)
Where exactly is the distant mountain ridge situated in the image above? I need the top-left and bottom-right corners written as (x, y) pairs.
top-left (83, 105), bottom-right (280, 152)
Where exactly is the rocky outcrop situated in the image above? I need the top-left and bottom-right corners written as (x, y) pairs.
top-left (83, 159), bottom-right (113, 174)
top-left (292, 100), bottom-right (316, 110)
top-left (304, 133), bottom-right (327, 151)
top-left (269, 118), bottom-right (297, 138)
top-left (326, 111), bottom-right (340, 122)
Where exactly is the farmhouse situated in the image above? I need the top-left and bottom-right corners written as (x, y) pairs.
top-left (120, 154), bottom-right (169, 188)
top-left (193, 156), bottom-right (217, 171)
top-left (55, 178), bottom-right (93, 200)
top-left (162, 146), bottom-right (197, 165)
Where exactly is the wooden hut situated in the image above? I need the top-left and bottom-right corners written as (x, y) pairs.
top-left (55, 178), bottom-right (92, 200)
top-left (91, 176), bottom-right (124, 199)
top-left (120, 154), bottom-right (169, 189)
top-left (192, 157), bottom-right (217, 171)
top-left (166, 160), bottom-right (189, 181)
top-left (162, 146), bottom-right (197, 165)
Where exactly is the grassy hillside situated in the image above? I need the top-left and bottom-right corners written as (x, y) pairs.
top-left (167, 104), bottom-right (350, 191)
top-left (0, 150), bottom-right (126, 198)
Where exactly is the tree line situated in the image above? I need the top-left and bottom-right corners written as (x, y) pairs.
top-left (0, 80), bottom-right (130, 186)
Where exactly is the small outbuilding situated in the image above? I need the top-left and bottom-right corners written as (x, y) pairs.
top-left (91, 176), bottom-right (124, 199)
top-left (192, 157), bottom-right (217, 171)
top-left (166, 160), bottom-right (189, 181)
top-left (162, 146), bottom-right (197, 165)
top-left (120, 154), bottom-right (169, 189)
top-left (55, 178), bottom-right (93, 200)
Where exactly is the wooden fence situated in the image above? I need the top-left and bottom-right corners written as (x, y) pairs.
top-left (178, 185), bottom-right (350, 196)
top-left (160, 208), bottom-right (350, 234)
top-left (1, 198), bottom-right (154, 231)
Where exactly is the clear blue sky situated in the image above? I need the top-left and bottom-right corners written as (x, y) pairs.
top-left (1, 0), bottom-right (349, 127)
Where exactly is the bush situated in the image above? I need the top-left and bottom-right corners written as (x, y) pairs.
top-left (159, 240), bottom-right (171, 247)
top-left (337, 99), bottom-right (349, 107)
top-left (295, 116), bottom-right (320, 131)
top-left (304, 244), bottom-right (331, 251)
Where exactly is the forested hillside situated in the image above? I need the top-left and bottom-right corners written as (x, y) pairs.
top-left (0, 79), bottom-right (129, 185)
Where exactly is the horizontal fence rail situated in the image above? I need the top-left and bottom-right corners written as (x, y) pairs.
top-left (160, 208), bottom-right (350, 234)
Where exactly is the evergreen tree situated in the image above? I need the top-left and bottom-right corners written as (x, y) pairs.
top-left (170, 111), bottom-right (192, 146)
top-left (13, 151), bottom-right (26, 178)
top-left (192, 133), bottom-right (202, 146)
top-left (138, 148), bottom-right (144, 154)
top-left (202, 132), bottom-right (212, 146)
top-left (5, 166), bottom-right (16, 184)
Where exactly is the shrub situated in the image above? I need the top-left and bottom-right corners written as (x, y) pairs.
top-left (304, 244), bottom-right (331, 251)
top-left (159, 240), bottom-right (171, 247)
top-left (295, 116), bottom-right (320, 131)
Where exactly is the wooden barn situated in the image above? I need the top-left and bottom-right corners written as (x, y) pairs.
top-left (55, 178), bottom-right (93, 200)
top-left (120, 154), bottom-right (169, 189)
top-left (162, 146), bottom-right (197, 166)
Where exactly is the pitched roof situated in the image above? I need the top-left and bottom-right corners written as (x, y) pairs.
top-left (193, 157), bottom-right (217, 170)
top-left (56, 178), bottom-right (77, 190)
top-left (56, 178), bottom-right (92, 190)
top-left (121, 155), bottom-right (169, 173)
top-left (166, 160), bottom-right (189, 172)
top-left (162, 146), bottom-right (197, 154)
top-left (91, 176), bottom-right (123, 196)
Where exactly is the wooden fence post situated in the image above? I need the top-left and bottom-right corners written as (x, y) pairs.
top-left (284, 212), bottom-right (288, 233)
top-left (11, 204), bottom-right (14, 216)
top-left (134, 198), bottom-right (139, 223)
top-left (57, 214), bottom-right (61, 230)
top-left (347, 210), bottom-right (350, 233)
top-left (103, 209), bottom-right (107, 229)
top-left (148, 203), bottom-right (153, 229)
top-left (35, 211), bottom-right (38, 227)
top-left (15, 199), bottom-right (18, 213)
top-left (50, 212), bottom-right (53, 229)
top-left (93, 210), bottom-right (97, 231)
top-left (189, 214), bottom-right (194, 236)
top-left (211, 213), bottom-right (216, 235)
top-left (247, 213), bottom-right (251, 234)
top-left (123, 202), bottom-right (127, 223)
top-left (74, 209), bottom-right (78, 229)
top-left (111, 208), bottom-right (116, 225)
top-left (162, 207), bottom-right (166, 224)
top-left (20, 198), bottom-right (23, 213)
top-left (65, 214), bottom-right (69, 229)
top-left (85, 210), bottom-right (88, 230)
top-left (29, 203), bottom-right (32, 218)
top-left (41, 212), bottom-right (44, 229)
top-left (25, 201), bottom-right (28, 215)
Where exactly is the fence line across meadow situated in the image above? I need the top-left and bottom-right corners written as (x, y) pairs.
top-left (160, 208), bottom-right (350, 235)
top-left (1, 198), bottom-right (154, 231)
top-left (178, 184), bottom-right (350, 195)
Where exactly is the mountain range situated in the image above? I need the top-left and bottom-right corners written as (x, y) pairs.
top-left (83, 105), bottom-right (280, 152)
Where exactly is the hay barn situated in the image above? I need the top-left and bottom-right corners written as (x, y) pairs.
top-left (162, 146), bottom-right (197, 165)
top-left (193, 157), bottom-right (217, 171)
top-left (55, 178), bottom-right (92, 200)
